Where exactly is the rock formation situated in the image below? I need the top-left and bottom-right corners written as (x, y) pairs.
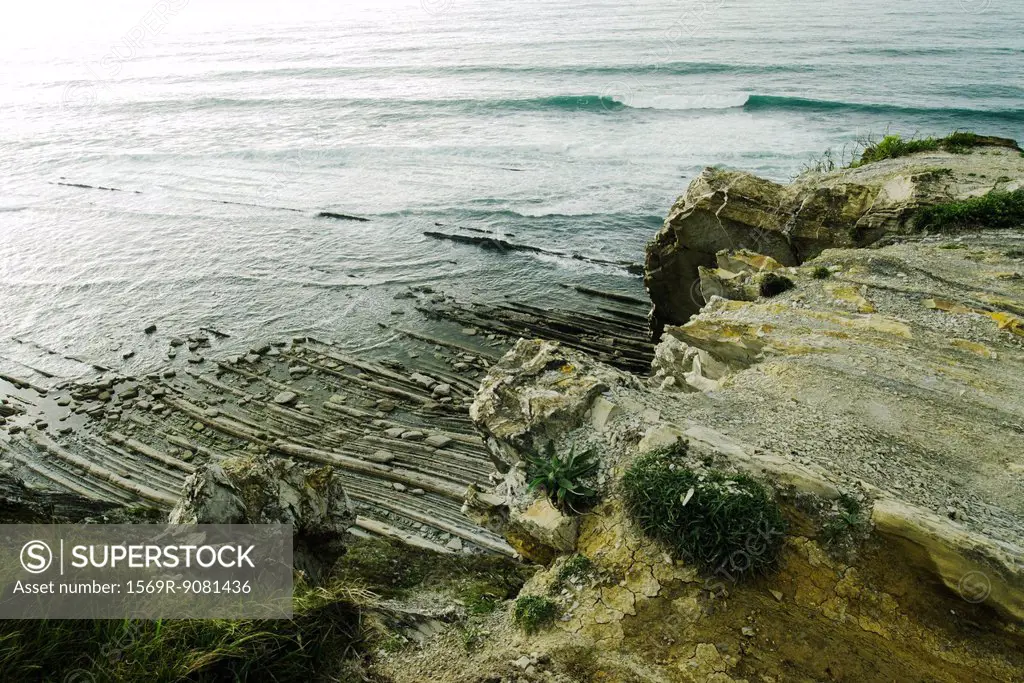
top-left (170, 455), bottom-right (355, 582)
top-left (645, 139), bottom-right (1024, 333)
top-left (439, 144), bottom-right (1024, 682)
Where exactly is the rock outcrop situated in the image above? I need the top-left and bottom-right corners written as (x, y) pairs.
top-left (170, 455), bottom-right (355, 582)
top-left (444, 145), bottom-right (1024, 682)
top-left (645, 140), bottom-right (1024, 332)
top-left (468, 339), bottom-right (640, 562)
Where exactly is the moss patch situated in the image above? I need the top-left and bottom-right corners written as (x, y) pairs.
top-left (549, 554), bottom-right (594, 594)
top-left (334, 537), bottom-right (530, 602)
top-left (512, 595), bottom-right (560, 634)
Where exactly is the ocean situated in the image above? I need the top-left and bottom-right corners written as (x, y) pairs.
top-left (1, 0), bottom-right (1022, 383)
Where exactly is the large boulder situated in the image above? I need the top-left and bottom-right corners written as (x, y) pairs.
top-left (469, 339), bottom-right (639, 562)
top-left (170, 455), bottom-right (354, 582)
top-left (645, 140), bottom-right (1024, 333)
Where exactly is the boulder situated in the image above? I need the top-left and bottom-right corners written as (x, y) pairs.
top-left (169, 455), bottom-right (354, 583)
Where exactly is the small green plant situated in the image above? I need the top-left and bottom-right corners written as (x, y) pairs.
top-left (525, 442), bottom-right (598, 512)
top-left (621, 445), bottom-right (786, 580)
top-left (512, 595), bottom-right (560, 634)
top-left (915, 189), bottom-right (1024, 232)
top-left (550, 555), bottom-right (594, 594)
top-left (457, 623), bottom-right (486, 652)
top-left (811, 265), bottom-right (831, 279)
top-left (821, 493), bottom-right (869, 551)
top-left (462, 581), bottom-right (504, 615)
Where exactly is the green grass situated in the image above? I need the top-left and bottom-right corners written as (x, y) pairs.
top-left (621, 444), bottom-right (786, 580)
top-left (333, 537), bottom-right (529, 602)
top-left (915, 189), bottom-right (1024, 232)
top-left (0, 582), bottom-right (369, 682)
top-left (849, 131), bottom-right (991, 168)
top-left (0, 538), bottom-right (531, 682)
top-left (820, 493), bottom-right (870, 553)
top-left (525, 442), bottom-right (599, 513)
top-left (811, 265), bottom-right (832, 279)
top-left (549, 555), bottom-right (594, 594)
top-left (512, 595), bottom-right (560, 634)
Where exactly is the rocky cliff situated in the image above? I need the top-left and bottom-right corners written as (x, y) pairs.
top-left (378, 143), bottom-right (1024, 682)
top-left (644, 139), bottom-right (1024, 332)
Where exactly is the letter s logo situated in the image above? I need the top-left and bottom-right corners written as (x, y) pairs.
top-left (20, 540), bottom-right (53, 574)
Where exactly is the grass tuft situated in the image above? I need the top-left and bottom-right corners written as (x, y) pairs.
top-left (512, 595), bottom-right (560, 634)
top-left (621, 444), bottom-right (786, 580)
top-left (811, 265), bottom-right (832, 279)
top-left (915, 189), bottom-right (1024, 232)
top-left (850, 131), bottom-right (992, 168)
top-left (0, 582), bottom-right (368, 682)
top-left (549, 555), bottom-right (594, 594)
top-left (820, 493), bottom-right (870, 553)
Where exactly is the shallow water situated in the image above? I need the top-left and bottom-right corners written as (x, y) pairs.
top-left (1, 0), bottom-right (1022, 381)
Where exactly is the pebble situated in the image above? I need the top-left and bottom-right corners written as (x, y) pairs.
top-left (384, 427), bottom-right (406, 439)
top-left (513, 656), bottom-right (532, 671)
top-left (392, 482), bottom-right (407, 492)
top-left (187, 355), bottom-right (204, 364)
top-left (273, 391), bottom-right (298, 406)
top-left (144, 324), bottom-right (157, 334)
top-left (367, 451), bottom-right (396, 464)
top-left (169, 338), bottom-right (185, 347)
top-left (191, 422), bottom-right (205, 432)
top-left (431, 383), bottom-right (452, 398)
top-left (122, 351), bottom-right (135, 360)
top-left (400, 430), bottom-right (425, 441)
top-left (461, 327), bottom-right (478, 336)
top-left (424, 434), bottom-right (452, 449)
